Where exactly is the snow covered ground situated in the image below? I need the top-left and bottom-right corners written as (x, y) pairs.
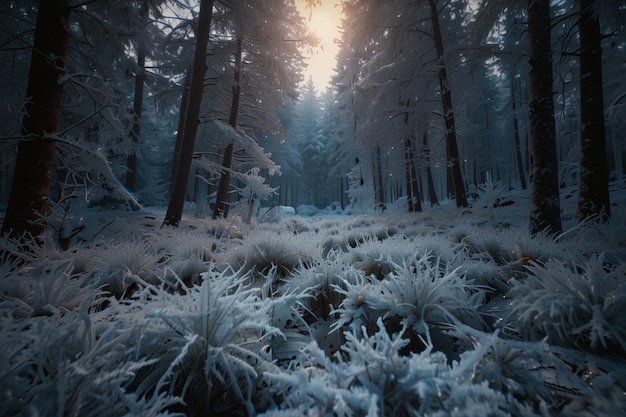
top-left (1, 179), bottom-right (625, 416)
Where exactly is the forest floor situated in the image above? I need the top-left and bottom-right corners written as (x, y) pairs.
top-left (1, 178), bottom-right (626, 416)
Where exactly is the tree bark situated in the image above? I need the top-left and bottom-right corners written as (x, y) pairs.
top-left (169, 72), bottom-right (192, 193)
top-left (212, 143), bottom-right (234, 218)
top-left (576, 0), bottom-right (610, 222)
top-left (527, 0), bottom-right (562, 235)
top-left (375, 145), bottom-right (386, 211)
top-left (163, 0), bottom-right (214, 227)
top-left (125, 47), bottom-right (146, 191)
top-left (213, 36), bottom-right (243, 219)
top-left (511, 75), bottom-right (527, 190)
top-left (1, 0), bottom-right (71, 242)
top-left (406, 137), bottom-right (422, 212)
top-left (423, 132), bottom-right (439, 207)
top-left (427, 0), bottom-right (467, 208)
top-left (405, 138), bottom-right (415, 212)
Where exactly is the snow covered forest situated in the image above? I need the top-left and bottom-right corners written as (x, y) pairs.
top-left (1, 0), bottom-right (626, 416)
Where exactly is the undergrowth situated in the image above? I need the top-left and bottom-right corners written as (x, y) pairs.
top-left (1, 195), bottom-right (626, 417)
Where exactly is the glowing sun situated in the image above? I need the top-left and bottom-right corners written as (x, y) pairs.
top-left (296, 0), bottom-right (343, 91)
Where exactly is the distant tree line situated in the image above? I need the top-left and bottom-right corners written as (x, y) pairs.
top-left (0, 0), bottom-right (624, 246)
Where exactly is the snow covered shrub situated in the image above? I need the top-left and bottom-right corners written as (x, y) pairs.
top-left (130, 267), bottom-right (281, 416)
top-left (504, 256), bottom-right (626, 353)
top-left (326, 247), bottom-right (489, 355)
top-left (349, 237), bottom-right (418, 280)
top-left (379, 256), bottom-right (489, 359)
top-left (411, 233), bottom-right (460, 267)
top-left (224, 231), bottom-right (316, 286)
top-left (92, 239), bottom-right (162, 298)
top-left (510, 229), bottom-right (574, 266)
top-left (0, 285), bottom-right (177, 417)
top-left (468, 173), bottom-right (510, 212)
top-left (320, 227), bottom-right (376, 258)
top-left (264, 319), bottom-right (537, 417)
top-left (337, 318), bottom-right (425, 415)
top-left (384, 256), bottom-right (487, 327)
top-left (458, 231), bottom-right (515, 266)
top-left (449, 322), bottom-right (626, 415)
top-left (460, 260), bottom-right (511, 295)
top-left (1, 259), bottom-right (98, 318)
top-left (330, 274), bottom-right (394, 338)
top-left (150, 230), bottom-right (221, 288)
top-left (261, 341), bottom-right (373, 416)
top-left (338, 319), bottom-right (544, 417)
top-left (204, 215), bottom-right (245, 240)
top-left (281, 216), bottom-right (314, 234)
top-left (288, 255), bottom-right (358, 321)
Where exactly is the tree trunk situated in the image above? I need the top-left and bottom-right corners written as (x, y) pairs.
top-left (576, 0), bottom-right (610, 222)
top-left (427, 0), bottom-right (467, 207)
top-left (405, 138), bottom-right (414, 212)
top-left (125, 48), bottom-right (146, 191)
top-left (169, 72), bottom-right (192, 193)
top-left (1, 0), bottom-right (71, 243)
top-left (163, 0), bottom-right (214, 227)
top-left (527, 0), bottom-right (562, 235)
top-left (511, 75), bottom-right (527, 190)
top-left (407, 137), bottom-right (422, 212)
top-left (375, 145), bottom-right (386, 211)
top-left (213, 36), bottom-right (243, 219)
top-left (212, 143), bottom-right (234, 218)
top-left (422, 133), bottom-right (439, 207)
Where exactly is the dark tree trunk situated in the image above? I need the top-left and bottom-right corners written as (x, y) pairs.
top-left (410, 158), bottom-right (422, 212)
top-left (163, 0), bottom-right (214, 227)
top-left (423, 132), bottom-right (439, 207)
top-left (511, 75), bottom-right (527, 190)
top-left (1, 0), bottom-right (71, 242)
top-left (212, 143), bottom-right (234, 218)
top-left (213, 36), bottom-right (243, 219)
top-left (375, 145), bottom-right (386, 211)
top-left (169, 72), bottom-right (192, 193)
top-left (125, 48), bottom-right (146, 191)
top-left (405, 138), bottom-right (414, 212)
top-left (576, 0), bottom-right (610, 222)
top-left (527, 0), bottom-right (562, 235)
top-left (407, 137), bottom-right (422, 212)
top-left (427, 0), bottom-right (467, 207)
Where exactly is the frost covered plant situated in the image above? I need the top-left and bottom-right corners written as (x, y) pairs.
top-left (504, 257), bottom-right (626, 353)
top-left (225, 232), bottom-right (315, 283)
top-left (349, 237), bottom-right (418, 280)
top-left (458, 231), bottom-right (515, 266)
top-left (0, 289), bottom-right (177, 417)
top-left (510, 229), bottom-right (575, 266)
top-left (329, 254), bottom-right (489, 355)
top-left (338, 318), bottom-right (425, 415)
top-left (320, 228), bottom-right (374, 258)
top-left (132, 267), bottom-right (281, 416)
top-left (262, 341), bottom-right (381, 416)
top-left (1, 260), bottom-right (98, 318)
top-left (141, 228), bottom-right (223, 288)
top-left (468, 172), bottom-right (510, 213)
top-left (92, 239), bottom-right (162, 298)
top-left (367, 256), bottom-right (489, 358)
top-left (383, 256), bottom-right (487, 330)
top-left (330, 274), bottom-right (394, 338)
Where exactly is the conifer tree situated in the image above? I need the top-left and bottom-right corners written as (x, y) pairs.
top-left (576, 0), bottom-right (610, 222)
top-left (163, 0), bottom-right (215, 227)
top-left (1, 0), bottom-right (71, 243)
top-left (527, 0), bottom-right (562, 235)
